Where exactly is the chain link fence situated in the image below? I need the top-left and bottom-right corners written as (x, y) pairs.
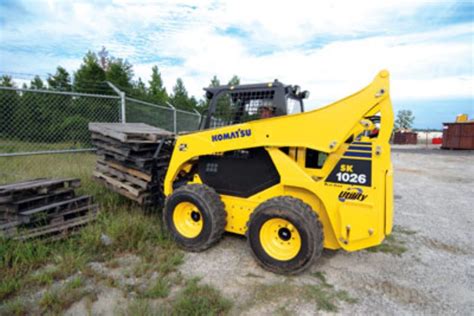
top-left (0, 85), bottom-right (202, 157)
top-left (0, 84), bottom-right (201, 184)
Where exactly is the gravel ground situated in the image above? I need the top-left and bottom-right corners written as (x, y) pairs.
top-left (179, 146), bottom-right (474, 315)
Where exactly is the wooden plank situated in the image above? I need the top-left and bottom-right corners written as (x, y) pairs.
top-left (6, 188), bottom-right (76, 213)
top-left (103, 160), bottom-right (152, 181)
top-left (92, 134), bottom-right (159, 152)
top-left (0, 178), bottom-right (80, 194)
top-left (19, 196), bottom-right (92, 222)
top-left (93, 177), bottom-right (149, 204)
top-left (0, 178), bottom-right (48, 191)
top-left (13, 210), bottom-right (98, 240)
top-left (100, 152), bottom-right (154, 171)
top-left (93, 171), bottom-right (143, 197)
top-left (96, 163), bottom-right (150, 189)
top-left (89, 123), bottom-right (172, 143)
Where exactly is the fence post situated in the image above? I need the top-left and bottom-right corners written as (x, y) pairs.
top-left (193, 109), bottom-right (202, 129)
top-left (107, 81), bottom-right (126, 123)
top-left (166, 102), bottom-right (177, 134)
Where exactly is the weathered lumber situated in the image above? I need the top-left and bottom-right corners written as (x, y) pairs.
top-left (93, 176), bottom-right (150, 204)
top-left (0, 178), bottom-right (80, 203)
top-left (95, 162), bottom-right (149, 189)
top-left (103, 160), bottom-right (152, 181)
top-left (93, 171), bottom-right (143, 197)
top-left (89, 123), bottom-right (172, 143)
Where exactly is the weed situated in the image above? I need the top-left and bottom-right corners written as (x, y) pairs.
top-left (0, 277), bottom-right (21, 301)
top-left (366, 234), bottom-right (407, 256)
top-left (142, 275), bottom-right (170, 299)
top-left (305, 271), bottom-right (357, 311)
top-left (244, 272), bottom-right (264, 278)
top-left (39, 288), bottom-right (61, 313)
top-left (125, 299), bottom-right (162, 316)
top-left (172, 278), bottom-right (232, 316)
top-left (39, 278), bottom-right (90, 314)
top-left (275, 305), bottom-right (293, 316)
top-left (253, 272), bottom-right (356, 313)
top-left (0, 153), bottom-right (183, 311)
top-left (0, 297), bottom-right (28, 316)
top-left (310, 271), bottom-right (327, 283)
top-left (157, 251), bottom-right (184, 275)
top-left (66, 276), bottom-right (84, 290)
top-left (393, 225), bottom-right (417, 235)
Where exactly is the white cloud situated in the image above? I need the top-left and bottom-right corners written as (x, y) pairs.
top-left (1, 0), bottom-right (472, 109)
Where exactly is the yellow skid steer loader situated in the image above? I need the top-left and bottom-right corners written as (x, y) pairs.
top-left (161, 70), bottom-right (394, 274)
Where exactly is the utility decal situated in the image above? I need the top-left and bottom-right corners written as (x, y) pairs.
top-left (211, 128), bottom-right (252, 142)
top-left (338, 187), bottom-right (368, 202)
top-left (326, 158), bottom-right (372, 186)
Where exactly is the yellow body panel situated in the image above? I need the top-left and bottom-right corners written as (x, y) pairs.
top-left (164, 70), bottom-right (394, 252)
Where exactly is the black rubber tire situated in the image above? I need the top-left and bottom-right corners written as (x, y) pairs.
top-left (164, 184), bottom-right (226, 252)
top-left (246, 196), bottom-right (324, 274)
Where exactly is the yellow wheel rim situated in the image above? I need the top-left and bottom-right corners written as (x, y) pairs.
top-left (172, 202), bottom-right (203, 238)
top-left (259, 218), bottom-right (302, 261)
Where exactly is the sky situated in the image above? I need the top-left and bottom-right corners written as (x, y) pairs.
top-left (0, 0), bottom-right (473, 129)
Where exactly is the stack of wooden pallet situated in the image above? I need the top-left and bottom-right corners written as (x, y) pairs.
top-left (0, 178), bottom-right (99, 240)
top-left (89, 123), bottom-right (174, 208)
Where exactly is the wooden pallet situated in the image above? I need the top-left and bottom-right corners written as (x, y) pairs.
top-left (93, 176), bottom-right (151, 205)
top-left (2, 207), bottom-right (99, 241)
top-left (89, 123), bottom-right (172, 143)
top-left (19, 195), bottom-right (94, 224)
top-left (0, 178), bottom-right (80, 203)
top-left (95, 161), bottom-right (150, 189)
top-left (101, 159), bottom-right (152, 182)
top-left (93, 171), bottom-right (144, 197)
top-left (91, 133), bottom-right (161, 152)
top-left (0, 178), bottom-right (99, 240)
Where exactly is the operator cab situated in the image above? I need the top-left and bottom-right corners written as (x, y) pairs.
top-left (200, 80), bottom-right (310, 129)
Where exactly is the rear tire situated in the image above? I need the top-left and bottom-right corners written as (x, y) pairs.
top-left (247, 196), bottom-right (324, 274)
top-left (164, 184), bottom-right (226, 251)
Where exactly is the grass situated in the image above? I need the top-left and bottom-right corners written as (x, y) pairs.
top-left (125, 299), bottom-right (161, 316)
top-left (393, 225), bottom-right (417, 235)
top-left (366, 234), bottom-right (408, 256)
top-left (141, 275), bottom-right (171, 299)
top-left (253, 272), bottom-right (356, 313)
top-left (0, 138), bottom-right (91, 154)
top-left (365, 225), bottom-right (416, 256)
top-left (39, 278), bottom-right (91, 315)
top-left (171, 278), bottom-right (232, 316)
top-left (0, 298), bottom-right (28, 316)
top-left (0, 153), bottom-right (183, 311)
top-left (122, 278), bottom-right (232, 316)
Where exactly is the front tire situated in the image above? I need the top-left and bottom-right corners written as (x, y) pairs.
top-left (247, 196), bottom-right (324, 274)
top-left (164, 184), bottom-right (226, 251)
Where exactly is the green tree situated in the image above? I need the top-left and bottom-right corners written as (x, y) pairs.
top-left (47, 66), bottom-right (72, 91)
top-left (228, 75), bottom-right (240, 86)
top-left (0, 75), bottom-right (15, 88)
top-left (0, 75), bottom-right (19, 137)
top-left (73, 51), bottom-right (106, 93)
top-left (30, 75), bottom-right (45, 89)
top-left (395, 110), bottom-right (415, 130)
top-left (106, 58), bottom-right (133, 90)
top-left (210, 75), bottom-right (220, 87)
top-left (46, 67), bottom-right (73, 140)
top-left (131, 77), bottom-right (147, 98)
top-left (148, 65), bottom-right (168, 104)
top-left (197, 75), bottom-right (220, 113)
top-left (170, 78), bottom-right (195, 111)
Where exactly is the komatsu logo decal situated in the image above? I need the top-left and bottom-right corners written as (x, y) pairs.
top-left (211, 129), bottom-right (252, 142)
